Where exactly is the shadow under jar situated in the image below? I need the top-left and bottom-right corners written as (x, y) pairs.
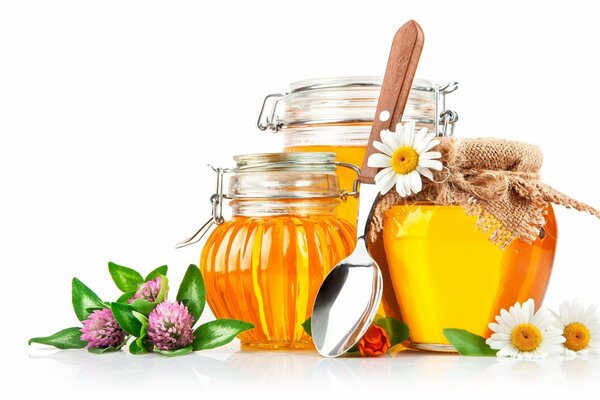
top-left (200, 153), bottom-right (357, 350)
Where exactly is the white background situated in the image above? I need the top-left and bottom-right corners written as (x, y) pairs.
top-left (2, 0), bottom-right (600, 398)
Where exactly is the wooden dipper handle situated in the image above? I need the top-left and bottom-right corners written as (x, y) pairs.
top-left (359, 20), bottom-right (425, 184)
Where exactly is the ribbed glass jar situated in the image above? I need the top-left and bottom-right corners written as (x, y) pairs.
top-left (200, 153), bottom-right (356, 350)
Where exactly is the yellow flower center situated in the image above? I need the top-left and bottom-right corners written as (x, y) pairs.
top-left (511, 323), bottom-right (542, 352)
top-left (563, 322), bottom-right (591, 352)
top-left (390, 146), bottom-right (419, 175)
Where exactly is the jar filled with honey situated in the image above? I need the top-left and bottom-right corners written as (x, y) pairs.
top-left (257, 76), bottom-right (458, 227)
top-left (194, 152), bottom-right (357, 350)
top-left (364, 136), bottom-right (560, 352)
top-left (379, 202), bottom-right (557, 351)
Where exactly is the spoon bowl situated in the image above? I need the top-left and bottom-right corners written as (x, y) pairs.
top-left (311, 237), bottom-right (383, 357)
top-left (311, 183), bottom-right (382, 357)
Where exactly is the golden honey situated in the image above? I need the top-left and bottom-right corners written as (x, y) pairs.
top-left (381, 203), bottom-right (557, 349)
top-left (201, 213), bottom-right (355, 349)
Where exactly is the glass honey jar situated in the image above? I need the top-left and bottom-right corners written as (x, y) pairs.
top-left (182, 152), bottom-right (358, 350)
top-left (257, 76), bottom-right (459, 227)
top-left (359, 134), bottom-right (560, 352)
top-left (378, 202), bottom-right (557, 351)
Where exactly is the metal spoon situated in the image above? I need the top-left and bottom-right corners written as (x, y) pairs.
top-left (311, 20), bottom-right (425, 357)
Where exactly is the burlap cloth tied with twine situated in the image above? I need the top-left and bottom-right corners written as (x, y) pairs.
top-left (369, 137), bottom-right (600, 248)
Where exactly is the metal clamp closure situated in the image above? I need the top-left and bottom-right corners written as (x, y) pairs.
top-left (175, 166), bottom-right (226, 249)
top-left (440, 110), bottom-right (459, 137)
top-left (175, 161), bottom-right (361, 249)
top-left (256, 93), bottom-right (284, 132)
top-left (434, 82), bottom-right (460, 137)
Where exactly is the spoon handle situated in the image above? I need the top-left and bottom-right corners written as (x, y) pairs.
top-left (359, 20), bottom-right (425, 184)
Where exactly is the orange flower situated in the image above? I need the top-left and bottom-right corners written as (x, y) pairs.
top-left (358, 324), bottom-right (390, 356)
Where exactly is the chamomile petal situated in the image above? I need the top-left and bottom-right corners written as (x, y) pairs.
top-left (500, 308), bottom-right (517, 329)
top-left (420, 151), bottom-right (442, 160)
top-left (402, 121), bottom-right (416, 148)
top-left (418, 139), bottom-right (440, 155)
top-left (395, 176), bottom-right (406, 197)
top-left (584, 304), bottom-right (598, 325)
top-left (408, 170), bottom-right (422, 193)
top-left (497, 344), bottom-right (519, 358)
top-left (416, 166), bottom-right (434, 181)
top-left (377, 171), bottom-right (396, 195)
top-left (489, 322), bottom-right (511, 334)
top-left (559, 301), bottom-right (571, 326)
top-left (490, 332), bottom-right (511, 341)
top-left (374, 166), bottom-right (394, 183)
top-left (419, 159), bottom-right (443, 171)
top-left (403, 174), bottom-right (412, 196)
top-left (380, 129), bottom-right (396, 149)
top-left (367, 153), bottom-right (391, 168)
top-left (373, 140), bottom-right (394, 157)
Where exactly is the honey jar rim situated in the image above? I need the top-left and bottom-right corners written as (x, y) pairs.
top-left (287, 76), bottom-right (434, 94)
top-left (233, 152), bottom-right (337, 172)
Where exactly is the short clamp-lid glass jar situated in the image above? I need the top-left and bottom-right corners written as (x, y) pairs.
top-left (257, 76), bottom-right (459, 225)
top-left (177, 152), bottom-right (359, 350)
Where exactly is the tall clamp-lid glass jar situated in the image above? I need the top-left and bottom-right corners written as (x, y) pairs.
top-left (177, 152), bottom-right (358, 350)
top-left (257, 76), bottom-right (459, 226)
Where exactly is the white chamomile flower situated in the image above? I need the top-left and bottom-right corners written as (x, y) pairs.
top-left (554, 299), bottom-right (600, 358)
top-left (486, 299), bottom-right (565, 359)
top-left (367, 121), bottom-right (443, 197)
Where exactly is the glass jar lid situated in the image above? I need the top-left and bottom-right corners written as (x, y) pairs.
top-left (230, 152), bottom-right (341, 199)
top-left (257, 76), bottom-right (459, 139)
top-left (233, 152), bottom-right (337, 172)
top-left (274, 76), bottom-right (438, 128)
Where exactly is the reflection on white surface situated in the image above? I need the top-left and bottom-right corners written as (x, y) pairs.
top-left (26, 343), bottom-right (600, 397)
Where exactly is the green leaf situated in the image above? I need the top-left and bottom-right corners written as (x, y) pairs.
top-left (85, 302), bottom-right (111, 315)
top-left (176, 264), bottom-right (206, 321)
top-left (129, 340), bottom-right (143, 355)
top-left (374, 317), bottom-right (410, 347)
top-left (192, 319), bottom-right (253, 351)
top-left (111, 302), bottom-right (142, 337)
top-left (29, 327), bottom-right (86, 349)
top-left (131, 299), bottom-right (156, 315)
top-left (132, 310), bottom-right (148, 325)
top-left (155, 275), bottom-right (169, 303)
top-left (116, 291), bottom-right (136, 304)
top-left (145, 265), bottom-right (168, 282)
top-left (301, 318), bottom-right (312, 337)
top-left (130, 318), bottom-right (150, 354)
top-left (154, 346), bottom-right (193, 357)
top-left (108, 261), bottom-right (144, 292)
top-left (134, 335), bottom-right (149, 354)
top-left (443, 328), bottom-right (498, 357)
top-left (72, 278), bottom-right (105, 321)
top-left (88, 346), bottom-right (120, 354)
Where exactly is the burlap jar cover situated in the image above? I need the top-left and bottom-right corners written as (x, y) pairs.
top-left (368, 137), bottom-right (600, 248)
